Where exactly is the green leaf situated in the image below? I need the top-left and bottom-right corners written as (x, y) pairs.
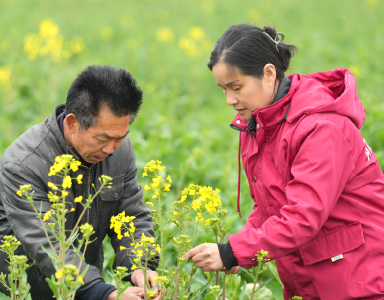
top-left (265, 261), bottom-right (282, 285)
top-left (239, 267), bottom-right (254, 280)
top-left (66, 227), bottom-right (79, 246)
top-left (46, 275), bottom-right (59, 299)
top-left (266, 281), bottom-right (284, 300)
top-left (7, 274), bottom-right (16, 293)
top-left (41, 244), bottom-right (59, 265)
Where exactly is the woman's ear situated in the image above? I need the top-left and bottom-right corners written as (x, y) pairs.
top-left (263, 64), bottom-right (277, 88)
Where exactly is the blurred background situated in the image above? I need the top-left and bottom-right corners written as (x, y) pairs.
top-left (1, 0), bottom-right (383, 298)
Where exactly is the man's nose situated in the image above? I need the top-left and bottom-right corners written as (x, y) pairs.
top-left (101, 140), bottom-right (115, 155)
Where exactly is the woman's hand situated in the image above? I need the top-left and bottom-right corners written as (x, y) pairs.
top-left (182, 243), bottom-right (224, 272)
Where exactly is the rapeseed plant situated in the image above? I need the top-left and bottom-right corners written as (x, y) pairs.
top-left (10, 154), bottom-right (112, 300)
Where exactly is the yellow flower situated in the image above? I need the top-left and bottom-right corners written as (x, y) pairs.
top-left (156, 245), bottom-right (161, 252)
top-left (5, 242), bottom-right (10, 247)
top-left (173, 237), bottom-right (177, 243)
top-left (144, 184), bottom-right (151, 191)
top-left (166, 175), bottom-right (172, 183)
top-left (55, 269), bottom-right (63, 279)
top-left (76, 174), bottom-right (83, 184)
top-left (153, 275), bottom-right (159, 282)
top-left (164, 183), bottom-right (171, 192)
top-left (16, 190), bottom-right (22, 197)
top-left (70, 208), bottom-right (75, 212)
top-left (75, 196), bottom-right (83, 203)
top-left (146, 202), bottom-right (154, 206)
top-left (62, 190), bottom-right (69, 197)
top-left (120, 246), bottom-right (126, 251)
top-left (48, 182), bottom-right (58, 190)
top-left (117, 234), bottom-right (123, 240)
top-left (77, 275), bottom-right (84, 285)
top-left (131, 264), bottom-right (137, 270)
top-left (192, 199), bottom-right (201, 211)
top-left (129, 226), bottom-right (136, 233)
top-left (43, 210), bottom-right (53, 221)
top-left (149, 291), bottom-right (154, 297)
top-left (142, 171), bottom-right (148, 177)
top-left (62, 176), bottom-right (72, 188)
top-left (124, 232), bottom-right (129, 237)
top-left (152, 195), bottom-right (158, 199)
top-left (156, 27), bottom-right (174, 42)
top-left (70, 160), bottom-right (81, 172)
top-left (189, 27), bottom-right (205, 41)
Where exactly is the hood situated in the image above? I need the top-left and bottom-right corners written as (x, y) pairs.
top-left (287, 68), bottom-right (365, 129)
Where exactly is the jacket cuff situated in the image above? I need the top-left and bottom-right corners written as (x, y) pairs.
top-left (76, 281), bottom-right (116, 300)
top-left (218, 242), bottom-right (239, 271)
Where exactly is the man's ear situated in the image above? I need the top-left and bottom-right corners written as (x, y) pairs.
top-left (65, 113), bottom-right (79, 133)
top-left (263, 64), bottom-right (277, 88)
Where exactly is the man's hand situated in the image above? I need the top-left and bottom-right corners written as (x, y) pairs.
top-left (182, 243), bottom-right (224, 272)
top-left (131, 269), bottom-right (161, 299)
top-left (107, 287), bottom-right (144, 300)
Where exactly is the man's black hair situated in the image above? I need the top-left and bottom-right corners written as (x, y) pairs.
top-left (65, 65), bottom-right (143, 129)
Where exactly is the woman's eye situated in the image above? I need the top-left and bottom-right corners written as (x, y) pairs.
top-left (233, 87), bottom-right (241, 91)
top-left (222, 88), bottom-right (227, 94)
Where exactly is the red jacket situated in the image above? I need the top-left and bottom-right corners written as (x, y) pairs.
top-left (228, 69), bottom-right (384, 300)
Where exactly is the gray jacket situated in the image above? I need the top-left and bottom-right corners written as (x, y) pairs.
top-left (0, 104), bottom-right (156, 299)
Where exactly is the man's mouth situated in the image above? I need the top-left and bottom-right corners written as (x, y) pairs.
top-left (93, 156), bottom-right (107, 162)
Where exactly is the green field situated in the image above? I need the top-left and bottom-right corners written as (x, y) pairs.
top-left (1, 0), bottom-right (383, 299)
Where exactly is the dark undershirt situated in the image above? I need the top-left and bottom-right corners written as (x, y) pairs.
top-left (58, 112), bottom-right (116, 300)
top-left (218, 75), bottom-right (292, 271)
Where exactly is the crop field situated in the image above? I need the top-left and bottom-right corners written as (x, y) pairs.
top-left (1, 0), bottom-right (383, 299)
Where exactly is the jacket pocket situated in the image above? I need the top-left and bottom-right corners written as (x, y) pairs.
top-left (299, 221), bottom-right (364, 266)
top-left (100, 175), bottom-right (125, 201)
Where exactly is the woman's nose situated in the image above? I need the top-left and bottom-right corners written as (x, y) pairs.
top-left (226, 92), bottom-right (238, 106)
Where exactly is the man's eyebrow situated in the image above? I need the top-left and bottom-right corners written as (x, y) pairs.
top-left (99, 130), bottom-right (130, 139)
top-left (217, 80), bottom-right (240, 86)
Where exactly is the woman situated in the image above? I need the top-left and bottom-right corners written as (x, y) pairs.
top-left (183, 24), bottom-right (384, 300)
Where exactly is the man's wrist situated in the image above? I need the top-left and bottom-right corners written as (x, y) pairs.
top-left (106, 290), bottom-right (117, 300)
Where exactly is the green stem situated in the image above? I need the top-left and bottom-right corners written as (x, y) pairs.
top-left (215, 235), bottom-right (219, 286)
top-left (158, 194), bottom-right (164, 278)
top-left (183, 202), bottom-right (194, 236)
top-left (250, 264), bottom-right (262, 300)
top-left (222, 275), bottom-right (226, 300)
top-left (30, 202), bottom-right (59, 261)
top-left (66, 184), bottom-right (104, 244)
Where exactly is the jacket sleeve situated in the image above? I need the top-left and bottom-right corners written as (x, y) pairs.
top-left (109, 139), bottom-right (158, 275)
top-left (228, 119), bottom-right (356, 268)
top-left (0, 162), bottom-right (104, 289)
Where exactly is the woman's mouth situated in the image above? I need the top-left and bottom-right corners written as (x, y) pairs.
top-left (235, 108), bottom-right (246, 114)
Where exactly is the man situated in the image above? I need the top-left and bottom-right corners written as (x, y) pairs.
top-left (0, 65), bottom-right (159, 300)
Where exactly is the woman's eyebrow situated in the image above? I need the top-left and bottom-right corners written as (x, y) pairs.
top-left (217, 80), bottom-right (240, 86)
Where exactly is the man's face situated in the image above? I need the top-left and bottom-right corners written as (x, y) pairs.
top-left (66, 106), bottom-right (130, 164)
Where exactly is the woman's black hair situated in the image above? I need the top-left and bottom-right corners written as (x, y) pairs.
top-left (208, 24), bottom-right (298, 79)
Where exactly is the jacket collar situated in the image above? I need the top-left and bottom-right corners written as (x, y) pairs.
top-left (230, 74), bottom-right (301, 133)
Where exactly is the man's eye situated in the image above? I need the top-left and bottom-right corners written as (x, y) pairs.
top-left (96, 139), bottom-right (107, 143)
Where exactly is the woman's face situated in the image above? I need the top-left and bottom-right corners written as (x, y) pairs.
top-left (212, 61), bottom-right (277, 121)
